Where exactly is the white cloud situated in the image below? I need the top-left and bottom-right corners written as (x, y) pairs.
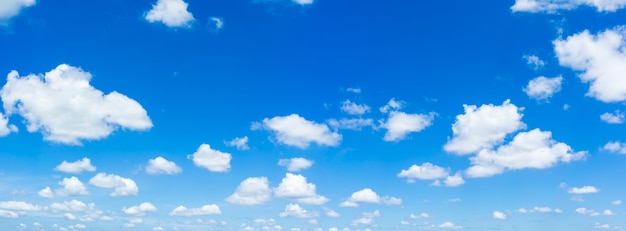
top-left (146, 156), bottom-right (182, 175)
top-left (493, 211), bottom-right (506, 220)
top-left (444, 173), bottom-right (465, 187)
top-left (568, 186), bottom-right (599, 194)
top-left (594, 222), bottom-right (613, 229)
top-left (226, 177), bottom-right (272, 205)
top-left (292, 0), bottom-right (313, 5)
top-left (188, 144), bottom-right (232, 172)
top-left (340, 188), bottom-right (401, 207)
top-left (511, 0), bottom-right (626, 13)
top-left (88, 173), bottom-right (138, 197)
top-left (603, 141), bottom-right (626, 154)
top-left (351, 210), bottom-right (380, 226)
top-left (0, 64), bottom-right (152, 145)
top-left (0, 201), bottom-right (42, 211)
top-left (601, 111), bottom-right (625, 124)
top-left (226, 136), bottom-right (250, 150)
top-left (466, 129), bottom-right (586, 178)
top-left (444, 100), bottom-right (525, 155)
top-left (603, 209), bottom-right (615, 216)
top-left (397, 163), bottom-right (449, 183)
top-left (279, 204), bottom-right (319, 218)
top-left (524, 55), bottom-right (546, 69)
top-left (554, 27), bottom-right (626, 103)
top-left (516, 206), bottom-right (561, 213)
top-left (346, 88), bottom-right (361, 94)
top-left (379, 98), bottom-right (403, 113)
top-left (256, 114), bottom-right (341, 149)
top-left (54, 158), bottom-right (96, 174)
top-left (209, 17), bottom-right (224, 31)
top-left (324, 208), bottom-right (340, 217)
top-left (145, 0), bottom-right (195, 28)
top-left (523, 76), bottom-right (563, 100)
top-left (575, 207), bottom-right (600, 216)
top-left (38, 187), bottom-right (54, 198)
top-left (56, 177), bottom-right (89, 197)
top-left (0, 0), bottom-right (35, 22)
top-left (381, 111), bottom-right (435, 142)
top-left (409, 213), bottom-right (430, 219)
top-left (123, 202), bottom-right (158, 216)
top-left (169, 204), bottom-right (221, 216)
top-left (278, 158), bottom-right (313, 172)
top-left (274, 173), bottom-right (328, 205)
top-left (0, 210), bottom-right (18, 218)
top-left (340, 100), bottom-right (370, 115)
top-left (0, 113), bottom-right (16, 137)
top-left (439, 222), bottom-right (463, 229)
top-left (612, 200), bottom-right (622, 205)
top-left (327, 118), bottom-right (373, 130)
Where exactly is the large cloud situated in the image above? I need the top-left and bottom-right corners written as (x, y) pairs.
top-left (0, 0), bottom-right (35, 23)
top-left (444, 100), bottom-right (525, 155)
top-left (145, 0), bottom-right (195, 28)
top-left (188, 144), bottom-right (231, 172)
top-left (511, 0), bottom-right (626, 13)
top-left (554, 27), bottom-right (626, 103)
top-left (226, 177), bottom-right (272, 205)
top-left (274, 173), bottom-right (328, 205)
top-left (254, 114), bottom-right (341, 149)
top-left (1, 64), bottom-right (152, 145)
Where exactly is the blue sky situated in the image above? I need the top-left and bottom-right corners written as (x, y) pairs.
top-left (1, 0), bottom-right (626, 230)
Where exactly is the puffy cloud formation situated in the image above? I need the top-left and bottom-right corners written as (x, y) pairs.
top-left (278, 204), bottom-right (319, 218)
top-left (226, 177), bottom-right (272, 205)
top-left (255, 114), bottom-right (341, 149)
top-left (466, 129), bottom-right (586, 178)
top-left (340, 100), bottom-right (370, 115)
top-left (146, 156), bottom-right (182, 175)
top-left (493, 211), bottom-right (507, 220)
top-left (397, 162), bottom-right (449, 182)
top-left (54, 158), bottom-right (96, 174)
top-left (568, 186), bottom-right (599, 194)
top-left (56, 177), bottom-right (89, 197)
top-left (145, 0), bottom-right (195, 28)
top-left (444, 100), bottom-right (525, 155)
top-left (188, 144), bottom-right (231, 172)
top-left (0, 64), bottom-right (152, 145)
top-left (0, 0), bottom-right (35, 22)
top-left (523, 76), bottom-right (563, 100)
top-left (603, 141), bottom-right (626, 154)
top-left (351, 210), bottom-right (380, 226)
top-left (38, 187), bottom-right (54, 198)
top-left (339, 188), bottom-right (401, 207)
top-left (169, 204), bottom-right (221, 216)
top-left (278, 158), bottom-right (313, 172)
top-left (123, 202), bottom-right (158, 216)
top-left (381, 111), bottom-right (435, 142)
top-left (0, 113), bottom-right (16, 137)
top-left (274, 173), bottom-right (328, 205)
top-left (226, 136), bottom-right (249, 150)
top-left (511, 0), bottom-right (626, 13)
top-left (600, 111), bottom-right (625, 124)
top-left (88, 173), bottom-right (138, 196)
top-left (554, 27), bottom-right (626, 103)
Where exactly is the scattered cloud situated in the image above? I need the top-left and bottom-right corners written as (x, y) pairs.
top-left (274, 173), bottom-right (328, 205)
top-left (209, 17), bottom-right (224, 31)
top-left (123, 202), bottom-right (158, 216)
top-left (523, 76), bottom-right (563, 100)
top-left (226, 136), bottom-right (250, 150)
top-left (511, 0), bottom-right (626, 13)
top-left (351, 210), bottom-right (380, 227)
top-left (600, 111), bottom-right (625, 124)
top-left (0, 0), bottom-right (36, 23)
top-left (379, 98), bottom-right (403, 113)
top-left (226, 177), bottom-right (272, 205)
top-left (493, 211), bottom-right (507, 220)
top-left (397, 162), bottom-right (449, 183)
top-left (0, 201), bottom-right (43, 211)
top-left (324, 207), bottom-right (340, 217)
top-left (146, 156), bottom-right (182, 175)
top-left (54, 158), bottom-right (96, 174)
top-left (279, 203), bottom-right (319, 218)
top-left (327, 118), bottom-right (373, 130)
top-left (88, 173), bottom-right (138, 197)
top-left (339, 188), bottom-right (401, 207)
top-left (439, 222), bottom-right (463, 229)
top-left (255, 114), bottom-right (341, 149)
top-left (554, 27), bottom-right (626, 103)
top-left (443, 173), bottom-right (465, 187)
top-left (145, 0), bottom-right (195, 28)
top-left (188, 144), bottom-right (232, 172)
top-left (340, 100), bottom-right (370, 115)
top-left (0, 113), bottom-right (16, 137)
top-left (38, 187), bottom-right (54, 198)
top-left (517, 206), bottom-right (562, 213)
top-left (56, 177), bottom-right (89, 197)
top-left (346, 88), bottom-right (361, 94)
top-left (380, 111), bottom-right (435, 142)
top-left (169, 204), bottom-right (221, 216)
top-left (575, 207), bottom-right (600, 216)
top-left (278, 158), bottom-right (314, 172)
top-left (603, 141), bottom-right (626, 154)
top-left (0, 64), bottom-right (152, 145)
top-left (409, 213), bottom-right (430, 219)
top-left (523, 55), bottom-right (546, 69)
top-left (612, 200), bottom-right (622, 205)
top-left (568, 186), bottom-right (599, 194)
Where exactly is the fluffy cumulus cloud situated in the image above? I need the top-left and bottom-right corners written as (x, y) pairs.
top-left (226, 177), bottom-right (272, 205)
top-left (226, 136), bottom-right (249, 150)
top-left (493, 211), bottom-right (507, 220)
top-left (279, 204), bottom-right (319, 218)
top-left (123, 202), bottom-right (158, 216)
top-left (600, 111), bottom-right (625, 124)
top-left (274, 173), bottom-right (328, 205)
top-left (603, 141), bottom-right (626, 154)
top-left (380, 111), bottom-right (435, 142)
top-left (340, 100), bottom-right (370, 115)
top-left (339, 188), bottom-right (401, 207)
top-left (523, 76), bottom-right (563, 100)
top-left (0, 0), bottom-right (35, 22)
top-left (444, 100), bottom-right (526, 155)
top-left (0, 64), bottom-right (152, 145)
top-left (54, 158), bottom-right (96, 174)
top-left (351, 210), bottom-right (380, 226)
top-left (397, 162), bottom-right (449, 182)
top-left (38, 187), bottom-right (54, 198)
top-left (209, 17), bottom-right (224, 31)
top-left (554, 27), bottom-right (626, 103)
top-left (56, 177), bottom-right (89, 197)
top-left (254, 114), bottom-right (341, 149)
top-left (511, 0), bottom-right (626, 13)
top-left (145, 0), bottom-right (195, 28)
top-left (438, 222), bottom-right (463, 229)
top-left (0, 201), bottom-right (43, 212)
top-left (188, 144), bottom-right (231, 172)
top-left (146, 156), bottom-right (182, 175)
top-left (88, 173), bottom-right (138, 196)
top-left (466, 129), bottom-right (586, 178)
top-left (568, 186), bottom-right (599, 194)
top-left (169, 204), bottom-right (221, 216)
top-left (278, 158), bottom-right (314, 172)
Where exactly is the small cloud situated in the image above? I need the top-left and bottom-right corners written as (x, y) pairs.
top-left (169, 204), bottom-right (221, 216)
top-left (226, 136), bottom-right (250, 150)
top-left (603, 141), bottom-right (626, 154)
top-left (145, 0), bottom-right (195, 28)
top-left (188, 144), bottom-right (232, 172)
top-left (493, 211), bottom-right (506, 220)
top-left (54, 158), bottom-right (96, 174)
top-left (523, 55), bottom-right (546, 70)
top-left (600, 111), bottom-right (625, 124)
top-left (568, 186), bottom-right (599, 194)
top-left (209, 17), bottom-right (224, 31)
top-left (612, 200), bottom-right (622, 205)
top-left (523, 76), bottom-right (563, 101)
top-left (346, 88), bottom-right (361, 94)
top-left (146, 156), bottom-right (182, 175)
top-left (278, 158), bottom-right (313, 172)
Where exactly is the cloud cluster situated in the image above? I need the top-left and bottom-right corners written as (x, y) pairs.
top-left (226, 177), bottom-right (272, 205)
top-left (274, 173), bottom-right (328, 205)
top-left (397, 162), bottom-right (465, 187)
top-left (511, 0), bottom-right (626, 13)
top-left (145, 0), bottom-right (195, 28)
top-left (89, 173), bottom-right (138, 197)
